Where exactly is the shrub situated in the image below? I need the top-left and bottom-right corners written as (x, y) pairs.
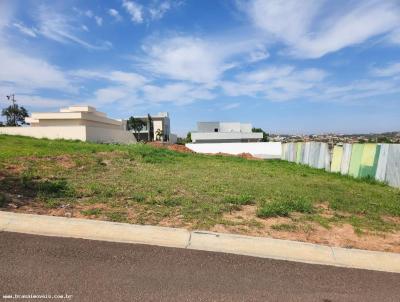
top-left (257, 199), bottom-right (314, 218)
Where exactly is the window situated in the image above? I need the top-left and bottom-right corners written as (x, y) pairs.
top-left (214, 128), bottom-right (218, 132)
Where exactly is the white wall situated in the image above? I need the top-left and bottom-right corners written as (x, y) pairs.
top-left (0, 126), bottom-right (136, 144)
top-left (186, 142), bottom-right (282, 159)
top-left (191, 131), bottom-right (263, 142)
top-left (86, 126), bottom-right (136, 144)
top-left (0, 126), bottom-right (86, 141)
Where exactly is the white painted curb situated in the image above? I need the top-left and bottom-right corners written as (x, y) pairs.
top-left (1, 211), bottom-right (400, 273)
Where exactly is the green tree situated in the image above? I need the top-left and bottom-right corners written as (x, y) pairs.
top-left (155, 129), bottom-right (164, 141)
top-left (177, 132), bottom-right (192, 145)
top-left (252, 127), bottom-right (269, 142)
top-left (127, 117), bottom-right (146, 141)
top-left (1, 104), bottom-right (29, 126)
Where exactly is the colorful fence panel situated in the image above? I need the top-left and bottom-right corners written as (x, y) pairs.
top-left (385, 144), bottom-right (400, 188)
top-left (348, 144), bottom-right (364, 177)
top-left (359, 144), bottom-right (381, 179)
top-left (331, 146), bottom-right (343, 173)
top-left (280, 142), bottom-right (399, 188)
top-left (340, 144), bottom-right (352, 175)
top-left (375, 144), bottom-right (389, 182)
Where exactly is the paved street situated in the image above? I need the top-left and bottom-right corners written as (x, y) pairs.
top-left (1, 231), bottom-right (399, 302)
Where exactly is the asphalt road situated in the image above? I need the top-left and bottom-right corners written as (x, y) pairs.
top-left (1, 232), bottom-right (399, 302)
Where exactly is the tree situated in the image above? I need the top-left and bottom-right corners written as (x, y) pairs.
top-left (1, 104), bottom-right (29, 127)
top-left (155, 129), bottom-right (163, 141)
top-left (127, 117), bottom-right (146, 141)
top-left (252, 127), bottom-right (269, 142)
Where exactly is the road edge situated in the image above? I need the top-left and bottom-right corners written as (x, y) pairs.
top-left (1, 211), bottom-right (399, 273)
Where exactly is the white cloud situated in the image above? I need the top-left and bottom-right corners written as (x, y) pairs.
top-left (85, 10), bottom-right (94, 18)
top-left (140, 36), bottom-right (225, 84)
top-left (108, 8), bottom-right (122, 21)
top-left (138, 34), bottom-right (268, 84)
top-left (149, 1), bottom-right (172, 20)
top-left (222, 102), bottom-right (240, 110)
top-left (388, 29), bottom-right (400, 45)
top-left (94, 16), bottom-right (103, 26)
top-left (71, 70), bottom-right (147, 88)
top-left (242, 0), bottom-right (400, 58)
top-left (36, 6), bottom-right (110, 50)
top-left (122, 0), bottom-right (143, 23)
top-left (319, 79), bottom-right (400, 102)
top-left (81, 25), bottom-right (89, 32)
top-left (142, 83), bottom-right (215, 104)
top-left (13, 22), bottom-right (37, 37)
top-left (371, 62), bottom-right (400, 77)
top-left (0, 47), bottom-right (72, 92)
top-left (221, 65), bottom-right (327, 101)
top-left (16, 95), bottom-right (72, 109)
top-left (93, 86), bottom-right (131, 105)
top-left (247, 46), bottom-right (269, 63)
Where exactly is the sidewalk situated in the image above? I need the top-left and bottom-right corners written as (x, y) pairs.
top-left (1, 211), bottom-right (399, 273)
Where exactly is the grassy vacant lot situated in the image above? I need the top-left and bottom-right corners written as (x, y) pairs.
top-left (1, 135), bottom-right (400, 251)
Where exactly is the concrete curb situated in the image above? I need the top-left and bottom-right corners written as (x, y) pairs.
top-left (1, 211), bottom-right (400, 273)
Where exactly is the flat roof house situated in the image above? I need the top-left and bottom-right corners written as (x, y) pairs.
top-left (0, 106), bottom-right (136, 144)
top-left (191, 122), bottom-right (263, 143)
top-left (130, 112), bottom-right (176, 143)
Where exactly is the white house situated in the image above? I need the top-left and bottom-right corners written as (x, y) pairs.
top-left (130, 112), bottom-right (177, 143)
top-left (191, 122), bottom-right (263, 143)
top-left (0, 106), bottom-right (136, 144)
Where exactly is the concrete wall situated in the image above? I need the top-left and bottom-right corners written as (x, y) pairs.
top-left (191, 132), bottom-right (263, 143)
top-left (219, 122), bottom-right (241, 132)
top-left (85, 127), bottom-right (136, 144)
top-left (0, 126), bottom-right (136, 144)
top-left (0, 126), bottom-right (86, 141)
top-left (197, 122), bottom-right (220, 132)
top-left (186, 142), bottom-right (282, 159)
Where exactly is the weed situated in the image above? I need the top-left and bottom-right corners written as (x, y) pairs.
top-left (129, 193), bottom-right (146, 203)
top-left (43, 199), bottom-right (62, 208)
top-left (81, 208), bottom-right (103, 217)
top-left (224, 194), bottom-right (255, 206)
top-left (271, 223), bottom-right (298, 232)
top-left (106, 211), bottom-right (128, 223)
top-left (257, 199), bottom-right (314, 218)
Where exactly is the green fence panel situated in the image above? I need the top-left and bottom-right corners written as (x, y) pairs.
top-left (359, 144), bottom-right (381, 179)
top-left (349, 144), bottom-right (364, 177)
top-left (331, 145), bottom-right (343, 173)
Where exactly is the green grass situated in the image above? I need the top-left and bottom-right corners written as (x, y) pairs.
top-left (1, 135), bottom-right (399, 232)
top-left (81, 208), bottom-right (103, 217)
top-left (271, 223), bottom-right (298, 232)
top-left (257, 198), bottom-right (314, 217)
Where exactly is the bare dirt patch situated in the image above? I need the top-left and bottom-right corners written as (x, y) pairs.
top-left (148, 142), bottom-right (194, 153)
top-left (211, 205), bottom-right (400, 253)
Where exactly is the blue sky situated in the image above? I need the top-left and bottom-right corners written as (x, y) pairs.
top-left (0, 0), bottom-right (400, 135)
